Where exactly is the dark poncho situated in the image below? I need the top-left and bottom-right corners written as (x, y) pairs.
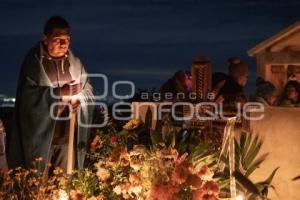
top-left (7, 43), bottom-right (94, 170)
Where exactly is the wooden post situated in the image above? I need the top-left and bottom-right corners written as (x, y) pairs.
top-left (67, 112), bottom-right (76, 175)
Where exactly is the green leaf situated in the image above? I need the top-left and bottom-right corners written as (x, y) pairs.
top-left (242, 132), bottom-right (252, 163)
top-left (239, 132), bottom-right (247, 155)
top-left (244, 135), bottom-right (261, 169)
top-left (260, 167), bottom-right (280, 185)
top-left (235, 138), bottom-right (241, 165)
top-left (119, 129), bottom-right (128, 136)
top-left (292, 175), bottom-right (300, 181)
top-left (245, 153), bottom-right (269, 177)
top-left (233, 171), bottom-right (261, 196)
top-left (150, 130), bottom-right (162, 147)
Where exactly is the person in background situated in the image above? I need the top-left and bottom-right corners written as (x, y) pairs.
top-left (212, 57), bottom-right (248, 104)
top-left (278, 80), bottom-right (300, 107)
top-left (160, 70), bottom-right (191, 99)
top-left (184, 70), bottom-right (193, 92)
top-left (0, 119), bottom-right (8, 171)
top-left (7, 16), bottom-right (94, 172)
top-left (255, 77), bottom-right (277, 106)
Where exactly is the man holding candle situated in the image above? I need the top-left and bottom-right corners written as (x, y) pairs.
top-left (7, 16), bottom-right (94, 172)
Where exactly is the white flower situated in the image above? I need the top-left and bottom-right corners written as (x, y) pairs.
top-left (58, 189), bottom-right (69, 200)
top-left (113, 185), bottom-right (122, 195)
top-left (96, 167), bottom-right (110, 182)
top-left (128, 186), bottom-right (142, 196)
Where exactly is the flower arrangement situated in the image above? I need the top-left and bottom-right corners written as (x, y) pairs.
top-left (0, 158), bottom-right (68, 200)
top-left (0, 118), bottom-right (275, 200)
top-left (85, 118), bottom-right (221, 200)
top-left (91, 144), bottom-right (220, 200)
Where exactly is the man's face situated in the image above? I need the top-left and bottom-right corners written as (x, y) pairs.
top-left (286, 85), bottom-right (298, 100)
top-left (237, 74), bottom-right (248, 87)
top-left (43, 28), bottom-right (70, 58)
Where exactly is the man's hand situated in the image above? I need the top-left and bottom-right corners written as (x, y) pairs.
top-left (62, 96), bottom-right (81, 113)
top-left (70, 98), bottom-right (81, 113)
top-left (60, 81), bottom-right (82, 96)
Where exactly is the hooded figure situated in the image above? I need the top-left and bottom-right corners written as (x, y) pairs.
top-left (212, 57), bottom-right (248, 104)
top-left (7, 16), bottom-right (94, 171)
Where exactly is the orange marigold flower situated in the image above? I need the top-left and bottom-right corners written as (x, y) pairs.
top-left (123, 119), bottom-right (141, 130)
top-left (171, 161), bottom-right (190, 184)
top-left (130, 160), bottom-right (142, 171)
top-left (202, 194), bottom-right (218, 200)
top-left (53, 167), bottom-right (64, 175)
top-left (192, 188), bottom-right (203, 200)
top-left (129, 173), bottom-right (141, 185)
top-left (202, 181), bottom-right (219, 195)
top-left (90, 135), bottom-right (103, 152)
top-left (96, 167), bottom-right (110, 182)
top-left (120, 155), bottom-right (130, 166)
top-left (107, 147), bottom-right (128, 165)
top-left (148, 184), bottom-right (180, 200)
top-left (197, 165), bottom-right (214, 181)
top-left (87, 195), bottom-right (105, 200)
top-left (176, 152), bottom-right (189, 164)
top-left (186, 174), bottom-right (203, 189)
top-left (70, 190), bottom-right (85, 200)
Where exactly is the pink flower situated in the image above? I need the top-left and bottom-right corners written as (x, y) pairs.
top-left (111, 135), bottom-right (119, 143)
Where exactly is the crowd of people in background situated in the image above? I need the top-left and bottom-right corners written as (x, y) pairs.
top-left (256, 78), bottom-right (300, 107)
top-left (160, 57), bottom-right (249, 105)
top-left (160, 56), bottom-right (300, 108)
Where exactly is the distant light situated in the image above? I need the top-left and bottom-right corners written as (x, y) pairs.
top-left (236, 195), bottom-right (244, 200)
top-left (3, 98), bottom-right (15, 102)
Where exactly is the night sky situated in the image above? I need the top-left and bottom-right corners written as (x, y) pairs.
top-left (1, 0), bottom-right (300, 96)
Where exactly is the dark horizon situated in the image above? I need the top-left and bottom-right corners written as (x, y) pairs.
top-left (1, 0), bottom-right (300, 96)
